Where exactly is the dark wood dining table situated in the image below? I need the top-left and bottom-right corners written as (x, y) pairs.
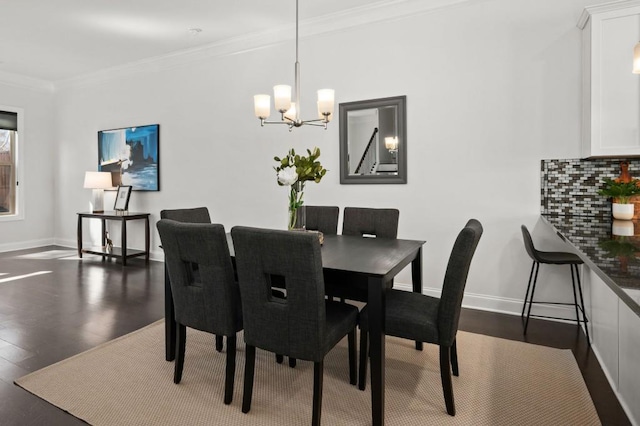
top-left (163, 233), bottom-right (425, 426)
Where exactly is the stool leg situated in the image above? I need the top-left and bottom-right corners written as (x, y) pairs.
top-left (574, 264), bottom-right (590, 346)
top-left (570, 265), bottom-right (581, 324)
top-left (524, 262), bottom-right (539, 335)
top-left (521, 261), bottom-right (537, 317)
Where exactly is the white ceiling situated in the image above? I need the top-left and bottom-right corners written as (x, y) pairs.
top-left (0, 0), bottom-right (406, 84)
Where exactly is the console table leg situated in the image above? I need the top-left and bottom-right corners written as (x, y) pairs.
top-left (121, 218), bottom-right (127, 266)
top-left (77, 216), bottom-right (83, 258)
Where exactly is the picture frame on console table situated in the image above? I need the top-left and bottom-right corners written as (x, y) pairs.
top-left (114, 185), bottom-right (132, 211)
top-left (98, 124), bottom-right (160, 191)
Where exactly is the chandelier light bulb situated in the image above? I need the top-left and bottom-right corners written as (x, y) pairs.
top-left (274, 85), bottom-right (292, 112)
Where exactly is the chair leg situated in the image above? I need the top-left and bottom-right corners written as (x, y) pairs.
top-left (450, 339), bottom-right (459, 377)
top-left (224, 335), bottom-right (236, 405)
top-left (215, 335), bottom-right (223, 352)
top-left (439, 345), bottom-right (456, 416)
top-left (289, 357), bottom-right (297, 368)
top-left (312, 361), bottom-right (324, 426)
top-left (574, 265), bottom-right (591, 346)
top-left (570, 265), bottom-right (581, 325)
top-left (348, 328), bottom-right (357, 385)
top-left (523, 262), bottom-right (540, 334)
top-left (521, 261), bottom-right (537, 317)
top-left (174, 323), bottom-right (186, 384)
top-left (358, 329), bottom-right (368, 391)
top-left (276, 354), bottom-right (284, 364)
top-left (242, 345), bottom-right (256, 414)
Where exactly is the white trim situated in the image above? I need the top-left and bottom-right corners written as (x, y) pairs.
top-left (394, 282), bottom-right (583, 320)
top-left (0, 238), bottom-right (55, 254)
top-left (0, 71), bottom-right (54, 92)
top-left (55, 0), bottom-right (486, 89)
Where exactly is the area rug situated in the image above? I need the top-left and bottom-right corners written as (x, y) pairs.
top-left (15, 320), bottom-right (600, 425)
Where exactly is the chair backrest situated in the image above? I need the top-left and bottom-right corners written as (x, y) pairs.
top-left (231, 226), bottom-right (327, 361)
top-left (342, 207), bottom-right (399, 238)
top-left (157, 219), bottom-right (241, 336)
top-left (438, 219), bottom-right (483, 346)
top-left (160, 207), bottom-right (211, 223)
top-left (299, 205), bottom-right (339, 235)
top-left (520, 225), bottom-right (541, 262)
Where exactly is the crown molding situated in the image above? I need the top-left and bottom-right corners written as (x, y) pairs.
top-left (578, 0), bottom-right (640, 29)
top-left (55, 0), bottom-right (484, 90)
top-left (0, 70), bottom-right (54, 93)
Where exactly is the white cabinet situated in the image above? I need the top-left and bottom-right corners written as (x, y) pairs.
top-left (584, 268), bottom-right (619, 387)
top-left (619, 301), bottom-right (640, 425)
top-left (585, 266), bottom-right (640, 425)
top-left (578, 1), bottom-right (640, 158)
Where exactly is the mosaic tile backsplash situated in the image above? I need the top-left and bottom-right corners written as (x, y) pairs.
top-left (541, 158), bottom-right (640, 217)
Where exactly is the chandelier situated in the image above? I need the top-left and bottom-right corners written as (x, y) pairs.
top-left (253, 0), bottom-right (334, 131)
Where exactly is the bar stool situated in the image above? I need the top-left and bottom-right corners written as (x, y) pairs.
top-left (520, 225), bottom-right (590, 345)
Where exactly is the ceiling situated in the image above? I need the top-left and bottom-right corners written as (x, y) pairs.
top-left (0, 0), bottom-right (398, 84)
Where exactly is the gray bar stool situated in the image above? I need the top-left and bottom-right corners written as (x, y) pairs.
top-left (520, 225), bottom-right (590, 345)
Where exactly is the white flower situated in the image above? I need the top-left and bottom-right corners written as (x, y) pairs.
top-left (277, 167), bottom-right (298, 186)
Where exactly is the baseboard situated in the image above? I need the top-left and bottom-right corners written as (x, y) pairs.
top-left (393, 282), bottom-right (583, 320)
top-left (0, 238), bottom-right (55, 254)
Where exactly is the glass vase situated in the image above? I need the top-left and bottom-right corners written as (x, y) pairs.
top-left (288, 181), bottom-right (306, 230)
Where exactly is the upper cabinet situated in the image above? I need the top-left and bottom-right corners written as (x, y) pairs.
top-left (578, 1), bottom-right (640, 158)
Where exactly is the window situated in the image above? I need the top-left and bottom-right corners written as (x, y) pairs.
top-left (0, 110), bottom-right (18, 217)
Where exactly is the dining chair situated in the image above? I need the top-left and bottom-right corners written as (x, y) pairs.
top-left (231, 226), bottom-right (358, 426)
top-left (325, 207), bottom-right (400, 303)
top-left (275, 205), bottom-right (341, 370)
top-left (358, 219), bottom-right (483, 416)
top-left (160, 207), bottom-right (226, 353)
top-left (520, 225), bottom-right (590, 344)
top-left (298, 205), bottom-right (340, 235)
top-left (157, 219), bottom-right (243, 405)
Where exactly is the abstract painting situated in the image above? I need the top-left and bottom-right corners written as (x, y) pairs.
top-left (98, 124), bottom-right (159, 191)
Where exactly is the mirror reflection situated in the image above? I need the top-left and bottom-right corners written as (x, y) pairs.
top-left (339, 96), bottom-right (406, 184)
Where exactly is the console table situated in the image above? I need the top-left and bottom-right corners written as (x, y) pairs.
top-left (77, 211), bottom-right (150, 266)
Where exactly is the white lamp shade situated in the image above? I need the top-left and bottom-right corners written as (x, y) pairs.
top-left (254, 94), bottom-right (271, 119)
top-left (633, 42), bottom-right (640, 74)
top-left (274, 85), bottom-right (292, 112)
top-left (284, 102), bottom-right (297, 122)
top-left (317, 89), bottom-right (335, 115)
top-left (317, 102), bottom-right (333, 122)
top-left (83, 171), bottom-right (113, 189)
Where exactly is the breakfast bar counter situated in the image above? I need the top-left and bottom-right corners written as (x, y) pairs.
top-left (541, 214), bottom-right (640, 317)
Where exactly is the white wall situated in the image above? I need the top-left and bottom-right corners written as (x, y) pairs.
top-left (44, 0), bottom-right (606, 315)
top-left (0, 80), bottom-right (55, 251)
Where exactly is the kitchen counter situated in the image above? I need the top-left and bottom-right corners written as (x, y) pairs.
top-left (542, 214), bottom-right (640, 317)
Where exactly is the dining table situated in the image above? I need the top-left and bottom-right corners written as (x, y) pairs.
top-left (163, 233), bottom-right (425, 426)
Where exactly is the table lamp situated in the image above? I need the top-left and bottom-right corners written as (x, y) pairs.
top-left (84, 171), bottom-right (113, 213)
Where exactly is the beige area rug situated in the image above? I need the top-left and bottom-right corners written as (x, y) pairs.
top-left (15, 320), bottom-right (600, 426)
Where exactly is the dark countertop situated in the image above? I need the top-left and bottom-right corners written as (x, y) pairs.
top-left (541, 214), bottom-right (640, 317)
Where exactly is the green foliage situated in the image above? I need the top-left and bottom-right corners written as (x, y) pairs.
top-left (598, 178), bottom-right (640, 204)
top-left (599, 239), bottom-right (640, 258)
top-left (274, 147), bottom-right (327, 185)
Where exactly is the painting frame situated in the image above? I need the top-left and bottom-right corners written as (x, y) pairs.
top-left (98, 124), bottom-right (160, 191)
top-left (114, 185), bottom-right (132, 211)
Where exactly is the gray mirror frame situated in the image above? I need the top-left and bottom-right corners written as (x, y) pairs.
top-left (339, 95), bottom-right (407, 184)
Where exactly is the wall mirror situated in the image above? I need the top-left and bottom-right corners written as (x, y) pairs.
top-left (339, 95), bottom-right (406, 184)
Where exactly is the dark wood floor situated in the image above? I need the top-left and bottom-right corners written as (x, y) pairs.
top-left (0, 246), bottom-right (630, 425)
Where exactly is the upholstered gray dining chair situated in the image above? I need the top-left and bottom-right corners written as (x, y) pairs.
top-left (298, 205), bottom-right (340, 235)
top-left (325, 207), bottom-right (400, 302)
top-left (157, 219), bottom-right (242, 405)
top-left (231, 226), bottom-right (358, 426)
top-left (160, 207), bottom-right (226, 354)
top-left (358, 219), bottom-right (483, 416)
